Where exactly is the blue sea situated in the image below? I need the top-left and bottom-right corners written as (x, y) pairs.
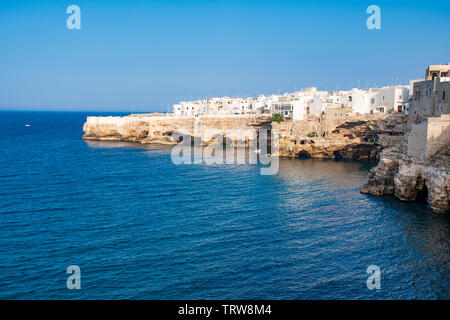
top-left (0, 111), bottom-right (448, 299)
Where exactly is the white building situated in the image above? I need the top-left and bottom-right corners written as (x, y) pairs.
top-left (373, 86), bottom-right (410, 113)
top-left (292, 97), bottom-right (308, 120)
top-left (322, 86), bottom-right (410, 115)
top-left (171, 84), bottom-right (410, 118)
top-left (309, 95), bottom-right (325, 115)
top-left (254, 95), bottom-right (271, 114)
top-left (172, 100), bottom-right (206, 116)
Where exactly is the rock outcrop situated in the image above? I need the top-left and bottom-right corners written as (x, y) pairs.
top-left (83, 113), bottom-right (407, 160)
top-left (82, 112), bottom-right (449, 213)
top-left (83, 114), bottom-right (406, 160)
top-left (274, 114), bottom-right (406, 160)
top-left (361, 115), bottom-right (450, 213)
top-left (83, 114), bottom-right (272, 145)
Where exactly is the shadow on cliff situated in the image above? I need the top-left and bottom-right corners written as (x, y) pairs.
top-left (425, 121), bottom-right (450, 166)
top-left (361, 117), bottom-right (450, 213)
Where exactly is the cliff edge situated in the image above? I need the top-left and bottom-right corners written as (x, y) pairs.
top-left (274, 114), bottom-right (406, 160)
top-left (361, 115), bottom-right (450, 213)
top-left (83, 113), bottom-right (407, 160)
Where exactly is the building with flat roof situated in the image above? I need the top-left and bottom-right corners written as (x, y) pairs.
top-left (409, 64), bottom-right (450, 124)
top-left (425, 63), bottom-right (450, 80)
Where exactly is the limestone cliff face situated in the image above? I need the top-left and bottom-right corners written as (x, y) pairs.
top-left (274, 114), bottom-right (406, 160)
top-left (83, 113), bottom-right (449, 213)
top-left (361, 116), bottom-right (450, 213)
top-left (83, 114), bottom-right (406, 160)
top-left (83, 114), bottom-right (272, 145)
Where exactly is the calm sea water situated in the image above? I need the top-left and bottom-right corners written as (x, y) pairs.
top-left (0, 111), bottom-right (448, 299)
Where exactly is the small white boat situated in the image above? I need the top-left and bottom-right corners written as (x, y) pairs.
top-left (25, 124), bottom-right (31, 127)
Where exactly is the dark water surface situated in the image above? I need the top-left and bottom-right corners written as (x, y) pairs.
top-left (0, 111), bottom-right (448, 299)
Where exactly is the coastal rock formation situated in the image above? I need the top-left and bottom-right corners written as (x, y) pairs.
top-left (82, 112), bottom-right (450, 212)
top-left (83, 113), bottom-right (407, 161)
top-left (361, 115), bottom-right (450, 213)
top-left (83, 114), bottom-right (272, 145)
top-left (274, 114), bottom-right (406, 160)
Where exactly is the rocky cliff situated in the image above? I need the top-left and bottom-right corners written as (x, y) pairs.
top-left (82, 113), bottom-right (449, 213)
top-left (361, 115), bottom-right (450, 213)
top-left (83, 114), bottom-right (407, 160)
top-left (274, 114), bottom-right (406, 160)
top-left (83, 114), bottom-right (272, 145)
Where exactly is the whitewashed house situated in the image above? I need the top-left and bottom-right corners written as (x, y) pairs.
top-left (373, 86), bottom-right (410, 113)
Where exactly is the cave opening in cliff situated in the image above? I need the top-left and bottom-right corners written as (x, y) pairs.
top-left (415, 181), bottom-right (429, 204)
top-left (333, 150), bottom-right (343, 159)
top-left (298, 151), bottom-right (311, 159)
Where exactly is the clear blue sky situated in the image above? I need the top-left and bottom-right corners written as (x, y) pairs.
top-left (0, 0), bottom-right (449, 112)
